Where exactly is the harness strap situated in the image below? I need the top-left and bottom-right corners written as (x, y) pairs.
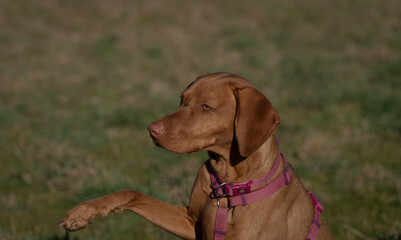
top-left (213, 207), bottom-right (229, 240)
top-left (207, 145), bottom-right (291, 240)
top-left (228, 159), bottom-right (290, 206)
top-left (306, 190), bottom-right (323, 240)
top-left (208, 151), bottom-right (282, 197)
top-left (206, 149), bottom-right (285, 199)
top-left (207, 139), bottom-right (323, 240)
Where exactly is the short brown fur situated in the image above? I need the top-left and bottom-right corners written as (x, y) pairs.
top-left (59, 72), bottom-right (335, 240)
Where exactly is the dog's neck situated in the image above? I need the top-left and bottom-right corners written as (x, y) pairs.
top-left (208, 135), bottom-right (278, 183)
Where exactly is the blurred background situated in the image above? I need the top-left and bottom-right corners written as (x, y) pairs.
top-left (0, 0), bottom-right (400, 239)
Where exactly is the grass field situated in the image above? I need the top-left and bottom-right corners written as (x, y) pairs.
top-left (0, 0), bottom-right (400, 239)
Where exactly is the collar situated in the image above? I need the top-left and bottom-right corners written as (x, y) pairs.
top-left (206, 139), bottom-right (291, 207)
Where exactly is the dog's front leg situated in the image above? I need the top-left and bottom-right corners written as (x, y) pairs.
top-left (58, 190), bottom-right (196, 239)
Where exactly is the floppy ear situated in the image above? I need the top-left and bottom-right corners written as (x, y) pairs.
top-left (234, 87), bottom-right (281, 157)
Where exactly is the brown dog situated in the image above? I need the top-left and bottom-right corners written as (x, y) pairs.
top-left (59, 73), bottom-right (335, 239)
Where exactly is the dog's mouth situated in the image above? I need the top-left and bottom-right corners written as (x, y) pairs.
top-left (148, 130), bottom-right (207, 154)
top-left (150, 135), bottom-right (161, 147)
top-left (149, 135), bottom-right (200, 154)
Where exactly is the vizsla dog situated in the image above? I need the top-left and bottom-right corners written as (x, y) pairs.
top-left (59, 72), bottom-right (334, 239)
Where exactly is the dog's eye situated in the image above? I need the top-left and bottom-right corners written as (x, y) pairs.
top-left (202, 104), bottom-right (211, 111)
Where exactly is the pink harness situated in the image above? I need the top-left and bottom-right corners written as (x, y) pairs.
top-left (206, 139), bottom-right (323, 240)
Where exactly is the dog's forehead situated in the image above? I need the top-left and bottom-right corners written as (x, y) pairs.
top-left (180, 73), bottom-right (251, 99)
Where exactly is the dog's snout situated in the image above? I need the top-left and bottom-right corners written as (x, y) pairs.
top-left (148, 122), bottom-right (165, 138)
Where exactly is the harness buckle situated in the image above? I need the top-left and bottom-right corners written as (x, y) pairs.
top-left (225, 181), bottom-right (253, 197)
top-left (307, 190), bottom-right (323, 213)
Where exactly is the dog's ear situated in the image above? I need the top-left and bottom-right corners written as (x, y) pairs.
top-left (234, 87), bottom-right (281, 157)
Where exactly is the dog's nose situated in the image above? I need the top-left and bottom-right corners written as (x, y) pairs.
top-left (147, 122), bottom-right (165, 138)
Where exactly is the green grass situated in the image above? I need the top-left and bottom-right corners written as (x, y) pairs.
top-left (0, 0), bottom-right (400, 239)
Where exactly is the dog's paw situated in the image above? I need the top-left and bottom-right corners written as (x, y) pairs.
top-left (58, 201), bottom-right (111, 231)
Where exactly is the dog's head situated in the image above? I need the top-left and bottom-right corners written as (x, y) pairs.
top-left (148, 72), bottom-right (280, 158)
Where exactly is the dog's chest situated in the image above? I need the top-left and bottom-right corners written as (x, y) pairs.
top-left (200, 196), bottom-right (291, 240)
top-left (201, 199), bottom-right (263, 240)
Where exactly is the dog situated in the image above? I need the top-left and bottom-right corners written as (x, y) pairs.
top-left (59, 72), bottom-right (335, 239)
